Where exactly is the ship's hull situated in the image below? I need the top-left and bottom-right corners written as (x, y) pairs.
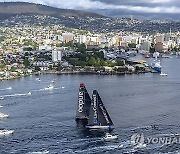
top-left (75, 117), bottom-right (88, 126)
top-left (151, 60), bottom-right (161, 73)
top-left (153, 66), bottom-right (161, 73)
top-left (86, 125), bottom-right (114, 132)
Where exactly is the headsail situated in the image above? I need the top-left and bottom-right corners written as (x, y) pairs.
top-left (75, 83), bottom-right (91, 120)
top-left (87, 90), bottom-right (114, 130)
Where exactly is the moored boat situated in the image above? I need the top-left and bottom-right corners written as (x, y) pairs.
top-left (151, 60), bottom-right (161, 73)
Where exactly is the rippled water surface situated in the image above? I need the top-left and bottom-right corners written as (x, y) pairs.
top-left (1, 57), bottom-right (180, 153)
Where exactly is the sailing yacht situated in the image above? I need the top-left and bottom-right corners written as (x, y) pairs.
top-left (86, 90), bottom-right (114, 131)
top-left (75, 83), bottom-right (91, 125)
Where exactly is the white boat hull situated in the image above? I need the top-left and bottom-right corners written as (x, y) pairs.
top-left (103, 136), bottom-right (118, 141)
top-left (0, 113), bottom-right (9, 118)
top-left (0, 130), bottom-right (14, 136)
top-left (103, 133), bottom-right (118, 141)
top-left (44, 85), bottom-right (54, 90)
top-left (86, 125), bottom-right (114, 131)
top-left (160, 73), bottom-right (168, 76)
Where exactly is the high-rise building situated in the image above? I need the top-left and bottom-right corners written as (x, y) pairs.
top-left (155, 42), bottom-right (163, 52)
top-left (155, 35), bottom-right (164, 43)
top-left (52, 50), bottom-right (62, 62)
top-left (140, 41), bottom-right (151, 51)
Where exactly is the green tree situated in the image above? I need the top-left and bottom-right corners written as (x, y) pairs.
top-left (76, 43), bottom-right (86, 53)
top-left (35, 66), bottom-right (41, 71)
top-left (0, 36), bottom-right (5, 42)
top-left (149, 47), bottom-right (155, 53)
top-left (88, 57), bottom-right (96, 66)
top-left (57, 62), bottom-right (62, 71)
top-left (23, 47), bottom-right (33, 51)
top-left (23, 58), bottom-right (30, 68)
top-left (116, 60), bottom-right (124, 66)
top-left (128, 43), bottom-right (136, 48)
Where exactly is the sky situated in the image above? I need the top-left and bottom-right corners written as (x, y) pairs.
top-left (0, 0), bottom-right (180, 14)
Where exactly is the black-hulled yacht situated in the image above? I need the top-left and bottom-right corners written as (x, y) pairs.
top-left (86, 90), bottom-right (114, 131)
top-left (75, 83), bottom-right (91, 125)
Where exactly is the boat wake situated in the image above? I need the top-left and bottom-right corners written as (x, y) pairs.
top-left (31, 88), bottom-right (45, 92)
top-left (0, 92), bottom-right (32, 99)
top-left (0, 87), bottom-right (12, 91)
top-left (26, 150), bottom-right (49, 154)
top-left (44, 85), bottom-right (54, 91)
top-left (30, 86), bottom-right (65, 94)
top-left (53, 86), bottom-right (65, 90)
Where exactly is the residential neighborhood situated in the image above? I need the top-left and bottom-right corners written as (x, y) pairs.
top-left (0, 21), bottom-right (180, 80)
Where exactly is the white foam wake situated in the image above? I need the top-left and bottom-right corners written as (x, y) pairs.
top-left (0, 87), bottom-right (12, 91)
top-left (26, 150), bottom-right (49, 154)
top-left (1, 92), bottom-right (32, 99)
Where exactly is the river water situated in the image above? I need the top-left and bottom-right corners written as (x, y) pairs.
top-left (1, 56), bottom-right (180, 153)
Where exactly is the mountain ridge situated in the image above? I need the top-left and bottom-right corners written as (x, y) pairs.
top-left (0, 2), bottom-right (179, 33)
top-left (0, 2), bottom-right (107, 20)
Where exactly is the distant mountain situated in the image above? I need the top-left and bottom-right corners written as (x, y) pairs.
top-left (0, 2), bottom-right (106, 20)
top-left (0, 2), bottom-right (179, 33)
top-left (88, 9), bottom-right (180, 21)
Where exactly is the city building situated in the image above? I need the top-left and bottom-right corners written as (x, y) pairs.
top-left (52, 50), bottom-right (62, 62)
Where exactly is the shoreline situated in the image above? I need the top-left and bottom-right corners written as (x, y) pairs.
top-left (42, 70), bottom-right (150, 75)
top-left (0, 69), bottom-right (159, 81)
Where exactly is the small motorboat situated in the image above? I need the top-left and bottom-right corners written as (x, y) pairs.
top-left (51, 79), bottom-right (56, 83)
top-left (134, 143), bottom-right (146, 149)
top-left (145, 54), bottom-right (150, 58)
top-left (44, 85), bottom-right (54, 90)
top-left (28, 92), bottom-right (32, 95)
top-left (160, 73), bottom-right (168, 76)
top-left (6, 87), bottom-right (12, 90)
top-left (0, 105), bottom-right (3, 108)
top-left (36, 78), bottom-right (41, 81)
top-left (103, 133), bottom-right (118, 141)
top-left (28, 150), bottom-right (49, 154)
top-left (0, 130), bottom-right (14, 136)
top-left (0, 113), bottom-right (9, 118)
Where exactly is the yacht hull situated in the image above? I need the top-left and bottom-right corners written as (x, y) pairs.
top-left (86, 125), bottom-right (114, 132)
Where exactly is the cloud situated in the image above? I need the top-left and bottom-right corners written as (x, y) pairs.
top-left (0, 0), bottom-right (180, 13)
